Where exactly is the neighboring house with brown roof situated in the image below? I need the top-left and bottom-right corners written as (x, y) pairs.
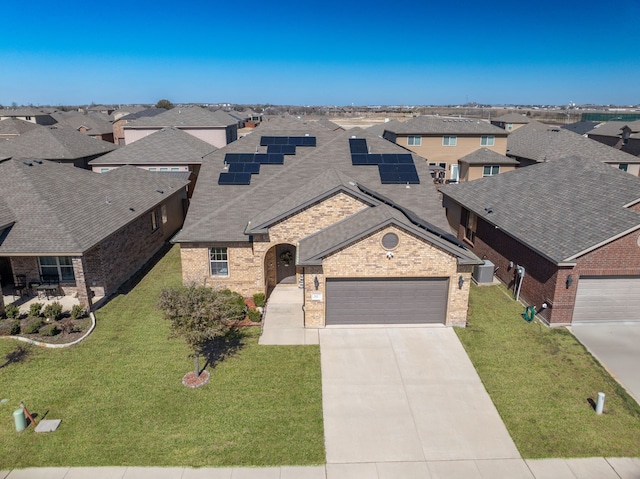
top-left (441, 156), bottom-right (640, 326)
top-left (0, 125), bottom-right (117, 169)
top-left (0, 118), bottom-right (40, 140)
top-left (173, 118), bottom-right (480, 328)
top-left (50, 110), bottom-right (115, 143)
top-left (123, 106), bottom-right (238, 148)
top-left (88, 127), bottom-right (217, 197)
top-left (0, 158), bottom-right (189, 315)
top-left (0, 108), bottom-right (57, 125)
top-left (457, 148), bottom-right (518, 182)
top-left (507, 122), bottom-right (640, 174)
top-left (383, 116), bottom-right (508, 182)
top-left (587, 120), bottom-right (640, 157)
top-left (490, 112), bottom-right (531, 131)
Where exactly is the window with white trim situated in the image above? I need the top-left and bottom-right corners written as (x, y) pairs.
top-left (442, 135), bottom-right (457, 146)
top-left (170, 167), bottom-right (180, 172)
top-left (483, 165), bottom-right (500, 177)
top-left (481, 135), bottom-right (495, 146)
top-left (161, 204), bottom-right (168, 224)
top-left (465, 211), bottom-right (477, 244)
top-left (151, 208), bottom-right (160, 231)
top-left (159, 167), bottom-right (168, 172)
top-left (209, 247), bottom-right (229, 276)
top-left (39, 256), bottom-right (75, 281)
top-left (619, 163), bottom-right (629, 172)
top-left (407, 135), bottom-right (422, 146)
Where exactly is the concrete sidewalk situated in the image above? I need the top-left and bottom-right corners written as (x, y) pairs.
top-left (259, 284), bottom-right (318, 345)
top-left (3, 458), bottom-right (640, 478)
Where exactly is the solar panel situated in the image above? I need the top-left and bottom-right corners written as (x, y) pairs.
top-left (349, 138), bottom-right (368, 154)
top-left (351, 154), bottom-right (369, 165)
top-left (366, 154), bottom-right (382, 165)
top-left (301, 136), bottom-right (316, 146)
top-left (260, 136), bottom-right (276, 146)
top-left (257, 153), bottom-right (284, 164)
top-left (288, 136), bottom-right (304, 146)
top-left (228, 163), bottom-right (260, 174)
top-left (274, 136), bottom-right (288, 145)
top-left (378, 164), bottom-right (420, 184)
top-left (267, 144), bottom-right (296, 155)
top-left (397, 154), bottom-right (414, 164)
top-left (218, 172), bottom-right (252, 185)
top-left (380, 154), bottom-right (399, 164)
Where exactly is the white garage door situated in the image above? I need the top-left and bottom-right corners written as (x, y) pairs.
top-left (325, 277), bottom-right (448, 325)
top-left (573, 276), bottom-right (640, 322)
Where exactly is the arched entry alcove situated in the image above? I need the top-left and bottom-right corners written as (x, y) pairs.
top-left (264, 243), bottom-right (297, 295)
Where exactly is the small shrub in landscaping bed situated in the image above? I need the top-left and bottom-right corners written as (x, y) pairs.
top-left (253, 292), bottom-right (266, 308)
top-left (70, 304), bottom-right (87, 319)
top-left (4, 304), bottom-right (20, 319)
top-left (59, 318), bottom-right (80, 335)
top-left (247, 308), bottom-right (261, 323)
top-left (29, 302), bottom-right (44, 317)
top-left (23, 318), bottom-right (45, 334)
top-left (39, 323), bottom-right (61, 337)
top-left (0, 320), bottom-right (20, 336)
top-left (43, 302), bottom-right (63, 321)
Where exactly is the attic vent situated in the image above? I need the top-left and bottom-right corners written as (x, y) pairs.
top-left (23, 161), bottom-right (33, 166)
top-left (156, 189), bottom-right (164, 194)
top-left (34, 159), bottom-right (43, 164)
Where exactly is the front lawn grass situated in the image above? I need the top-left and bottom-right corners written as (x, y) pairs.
top-left (0, 246), bottom-right (324, 468)
top-left (456, 284), bottom-right (640, 458)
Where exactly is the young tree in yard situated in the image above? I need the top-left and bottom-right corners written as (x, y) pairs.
top-left (157, 286), bottom-right (246, 377)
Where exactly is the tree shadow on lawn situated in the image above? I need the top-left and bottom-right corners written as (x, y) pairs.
top-left (198, 328), bottom-right (246, 375)
top-left (0, 345), bottom-right (29, 369)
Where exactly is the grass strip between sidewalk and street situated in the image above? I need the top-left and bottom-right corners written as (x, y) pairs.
top-left (456, 283), bottom-right (640, 459)
top-left (0, 246), bottom-right (324, 468)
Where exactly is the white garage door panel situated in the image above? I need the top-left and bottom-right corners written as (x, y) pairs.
top-left (573, 276), bottom-right (640, 322)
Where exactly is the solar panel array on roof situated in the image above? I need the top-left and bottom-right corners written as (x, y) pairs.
top-left (267, 144), bottom-right (296, 155)
top-left (260, 136), bottom-right (316, 147)
top-left (378, 164), bottom-right (420, 184)
top-left (224, 153), bottom-right (284, 165)
top-left (351, 153), bottom-right (414, 166)
top-left (349, 138), bottom-right (368, 154)
top-left (228, 163), bottom-right (260, 174)
top-left (218, 172), bottom-right (252, 185)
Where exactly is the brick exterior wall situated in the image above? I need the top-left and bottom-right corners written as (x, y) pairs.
top-left (449, 204), bottom-right (640, 325)
top-left (180, 192), bottom-right (368, 297)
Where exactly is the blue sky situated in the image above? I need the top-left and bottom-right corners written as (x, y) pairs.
top-left (2, 0), bottom-right (639, 106)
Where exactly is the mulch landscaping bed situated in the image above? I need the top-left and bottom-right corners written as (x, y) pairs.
top-left (0, 316), bottom-right (92, 345)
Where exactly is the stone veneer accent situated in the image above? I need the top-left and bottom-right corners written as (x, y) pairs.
top-left (302, 225), bottom-right (471, 327)
top-left (180, 192), bottom-right (369, 296)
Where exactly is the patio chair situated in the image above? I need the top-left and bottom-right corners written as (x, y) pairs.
top-left (13, 274), bottom-right (28, 299)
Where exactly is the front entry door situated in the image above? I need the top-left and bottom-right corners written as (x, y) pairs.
top-left (276, 244), bottom-right (296, 284)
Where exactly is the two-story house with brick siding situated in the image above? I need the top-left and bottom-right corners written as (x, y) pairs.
top-left (440, 156), bottom-right (640, 326)
top-left (383, 116), bottom-right (508, 183)
top-left (173, 118), bottom-right (481, 328)
top-left (0, 158), bottom-right (189, 315)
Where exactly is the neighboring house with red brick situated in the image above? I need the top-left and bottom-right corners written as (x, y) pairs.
top-left (490, 112), bottom-right (531, 132)
top-left (88, 127), bottom-right (216, 198)
top-left (123, 106), bottom-right (238, 148)
top-left (173, 118), bottom-right (480, 328)
top-left (0, 125), bottom-right (117, 169)
top-left (383, 116), bottom-right (508, 182)
top-left (506, 121), bottom-right (640, 174)
top-left (586, 120), bottom-right (640, 158)
top-left (0, 158), bottom-right (189, 315)
top-left (440, 156), bottom-right (640, 326)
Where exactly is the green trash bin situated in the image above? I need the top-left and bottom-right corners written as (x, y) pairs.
top-left (14, 408), bottom-right (27, 432)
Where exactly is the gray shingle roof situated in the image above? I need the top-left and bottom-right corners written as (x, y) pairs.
top-left (562, 121), bottom-right (601, 135)
top-left (0, 159), bottom-right (189, 255)
top-left (116, 108), bottom-right (166, 123)
top-left (0, 118), bottom-right (40, 136)
top-left (50, 111), bottom-right (113, 135)
top-left (491, 113), bottom-right (531, 124)
top-left (587, 120), bottom-right (640, 139)
top-left (366, 119), bottom-right (404, 137)
top-left (0, 126), bottom-right (117, 160)
top-left (316, 119), bottom-right (344, 131)
top-left (88, 128), bottom-right (216, 166)
top-left (440, 156), bottom-right (640, 264)
top-left (0, 108), bottom-right (51, 118)
top-left (174, 118), bottom-right (454, 244)
top-left (126, 106), bottom-right (237, 128)
top-left (297, 204), bottom-right (479, 265)
top-left (507, 123), bottom-right (640, 164)
top-left (458, 148), bottom-right (519, 165)
top-left (384, 116), bottom-right (507, 136)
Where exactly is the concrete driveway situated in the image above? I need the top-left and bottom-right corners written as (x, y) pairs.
top-left (571, 322), bottom-right (640, 403)
top-left (320, 327), bottom-right (521, 465)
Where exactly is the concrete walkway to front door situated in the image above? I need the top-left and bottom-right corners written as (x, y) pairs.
top-left (258, 284), bottom-right (319, 345)
top-left (321, 327), bottom-right (521, 470)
